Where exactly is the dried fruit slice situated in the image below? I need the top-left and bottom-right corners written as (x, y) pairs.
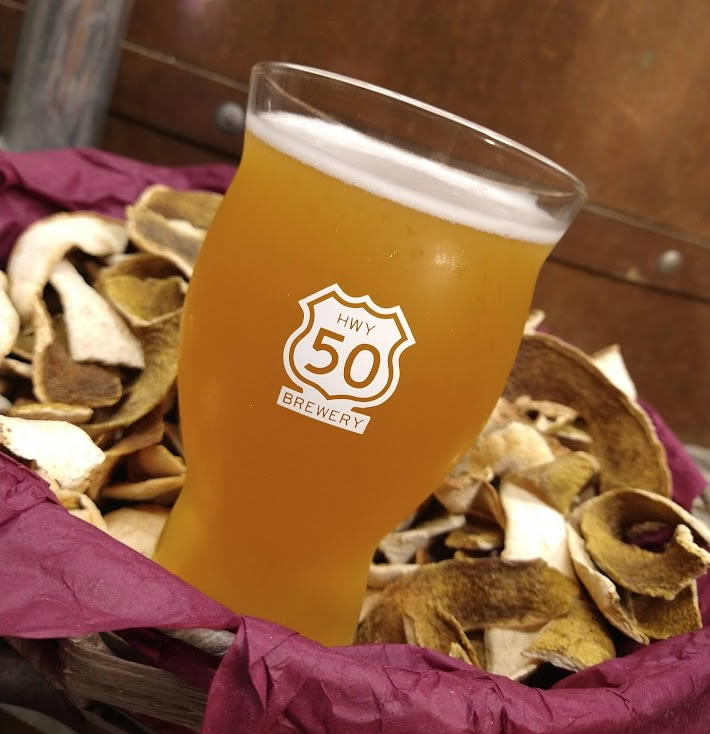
top-left (33, 301), bottom-right (123, 408)
top-left (7, 212), bottom-right (127, 321)
top-left (126, 185), bottom-right (222, 276)
top-left (0, 415), bottom-right (104, 492)
top-left (49, 259), bottom-right (144, 368)
top-left (580, 488), bottom-right (710, 599)
top-left (104, 505), bottom-right (170, 557)
top-left (505, 333), bottom-right (671, 495)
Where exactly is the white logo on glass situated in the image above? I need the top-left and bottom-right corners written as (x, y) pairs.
top-left (276, 283), bottom-right (415, 434)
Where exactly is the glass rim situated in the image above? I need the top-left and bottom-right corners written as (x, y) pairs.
top-left (251, 61), bottom-right (587, 200)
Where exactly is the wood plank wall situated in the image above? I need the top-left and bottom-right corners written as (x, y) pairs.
top-left (1, 0), bottom-right (708, 444)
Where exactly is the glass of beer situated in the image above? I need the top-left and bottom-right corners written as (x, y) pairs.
top-left (153, 62), bottom-right (586, 646)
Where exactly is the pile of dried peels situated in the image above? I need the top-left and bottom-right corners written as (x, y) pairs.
top-left (0, 185), bottom-right (221, 555)
top-left (358, 332), bottom-right (710, 679)
top-left (0, 184), bottom-right (707, 682)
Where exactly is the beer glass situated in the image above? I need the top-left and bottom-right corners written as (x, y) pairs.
top-left (153, 62), bottom-right (586, 646)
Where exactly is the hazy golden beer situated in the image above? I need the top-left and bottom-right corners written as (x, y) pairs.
top-left (154, 65), bottom-right (584, 645)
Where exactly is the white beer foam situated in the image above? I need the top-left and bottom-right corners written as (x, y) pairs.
top-left (247, 112), bottom-right (567, 244)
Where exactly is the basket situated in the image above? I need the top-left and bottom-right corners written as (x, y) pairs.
top-left (5, 630), bottom-right (233, 733)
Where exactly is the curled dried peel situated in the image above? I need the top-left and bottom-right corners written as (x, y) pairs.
top-left (504, 333), bottom-right (670, 495)
top-left (367, 563), bottom-right (419, 590)
top-left (0, 415), bottom-right (104, 492)
top-left (102, 474), bottom-right (184, 502)
top-left (359, 590), bottom-right (383, 623)
top-left (98, 253), bottom-right (183, 281)
top-left (499, 481), bottom-right (574, 577)
top-left (623, 583), bottom-right (702, 640)
top-left (49, 259), bottom-right (144, 368)
top-left (1, 357), bottom-right (32, 379)
top-left (508, 452), bottom-right (600, 515)
top-left (11, 328), bottom-right (34, 361)
top-left (567, 523), bottom-right (648, 644)
top-left (127, 185), bottom-right (222, 276)
top-left (524, 598), bottom-right (615, 672)
top-left (580, 488), bottom-right (710, 599)
top-left (126, 444), bottom-right (185, 479)
top-left (514, 395), bottom-right (578, 434)
top-left (487, 473), bottom-right (575, 678)
top-left (591, 344), bottom-right (637, 401)
top-left (0, 271), bottom-right (20, 362)
top-left (84, 414), bottom-right (165, 500)
top-left (435, 474), bottom-right (487, 515)
top-left (472, 421), bottom-right (553, 476)
top-left (467, 481), bottom-right (507, 528)
top-left (9, 402), bottom-right (93, 424)
top-left (485, 629), bottom-right (539, 680)
top-left (32, 300), bottom-right (123, 408)
top-left (482, 397), bottom-right (524, 434)
top-left (163, 422), bottom-right (183, 457)
top-left (101, 274), bottom-right (185, 328)
top-left (403, 603), bottom-right (484, 668)
top-left (378, 514), bottom-right (465, 564)
top-left (553, 425), bottom-right (593, 451)
top-left (7, 212), bottom-right (127, 321)
top-left (54, 488), bottom-right (107, 531)
top-left (524, 309), bottom-right (545, 334)
top-left (83, 312), bottom-right (180, 437)
top-left (445, 521), bottom-right (504, 552)
top-left (104, 504), bottom-right (170, 557)
top-left (357, 558), bottom-right (578, 647)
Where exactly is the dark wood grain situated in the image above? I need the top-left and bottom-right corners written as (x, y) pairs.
top-left (534, 260), bottom-right (710, 446)
top-left (112, 47), bottom-right (245, 159)
top-left (0, 2), bottom-right (22, 71)
top-left (4, 0), bottom-right (710, 241)
top-left (122, 0), bottom-right (710, 239)
top-left (101, 115), bottom-right (232, 166)
top-left (554, 209), bottom-right (710, 302)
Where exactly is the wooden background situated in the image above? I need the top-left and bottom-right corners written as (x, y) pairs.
top-left (1, 0), bottom-right (709, 445)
